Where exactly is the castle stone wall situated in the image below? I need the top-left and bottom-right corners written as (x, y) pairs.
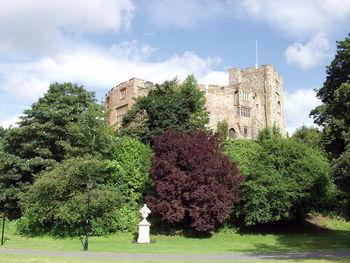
top-left (105, 65), bottom-right (286, 139)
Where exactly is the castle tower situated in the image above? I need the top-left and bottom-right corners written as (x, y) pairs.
top-left (105, 78), bottom-right (154, 129)
top-left (204, 65), bottom-right (286, 139)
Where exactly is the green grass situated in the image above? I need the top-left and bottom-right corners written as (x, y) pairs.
top-left (0, 216), bottom-right (350, 255)
top-left (320, 216), bottom-right (350, 231)
top-left (1, 231), bottom-right (349, 254)
top-left (1, 254), bottom-right (350, 263)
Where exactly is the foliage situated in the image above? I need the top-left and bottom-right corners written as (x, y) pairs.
top-left (257, 126), bottom-right (282, 142)
top-left (314, 34), bottom-right (350, 107)
top-left (17, 157), bottom-right (121, 237)
top-left (106, 136), bottom-right (153, 231)
top-left (216, 120), bottom-right (229, 143)
top-left (224, 139), bottom-right (262, 176)
top-left (146, 130), bottom-right (242, 232)
top-left (0, 126), bottom-right (5, 137)
top-left (331, 149), bottom-right (350, 218)
top-left (311, 34), bottom-right (350, 158)
top-left (61, 103), bottom-right (118, 160)
top-left (292, 125), bottom-right (324, 151)
top-left (0, 83), bottom-right (116, 215)
top-left (121, 75), bottom-right (209, 143)
top-left (225, 137), bottom-right (335, 226)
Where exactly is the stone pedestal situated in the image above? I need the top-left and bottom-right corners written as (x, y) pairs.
top-left (137, 219), bottom-right (151, 243)
top-left (137, 204), bottom-right (151, 244)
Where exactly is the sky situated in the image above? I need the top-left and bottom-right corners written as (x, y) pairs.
top-left (1, 0), bottom-right (350, 134)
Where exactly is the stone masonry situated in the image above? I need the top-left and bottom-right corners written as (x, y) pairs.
top-left (105, 64), bottom-right (286, 140)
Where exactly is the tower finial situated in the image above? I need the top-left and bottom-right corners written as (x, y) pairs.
top-left (255, 40), bottom-right (258, 69)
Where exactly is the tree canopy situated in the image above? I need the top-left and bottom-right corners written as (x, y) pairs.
top-left (0, 82), bottom-right (116, 215)
top-left (121, 75), bottom-right (209, 144)
top-left (291, 125), bottom-right (324, 152)
top-left (146, 130), bottom-right (242, 232)
top-left (331, 149), bottom-right (350, 218)
top-left (225, 135), bottom-right (335, 226)
top-left (311, 34), bottom-right (350, 158)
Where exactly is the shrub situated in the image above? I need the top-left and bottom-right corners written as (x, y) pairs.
top-left (225, 137), bottom-right (335, 226)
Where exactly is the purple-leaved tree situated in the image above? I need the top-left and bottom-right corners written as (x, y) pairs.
top-left (147, 130), bottom-right (243, 232)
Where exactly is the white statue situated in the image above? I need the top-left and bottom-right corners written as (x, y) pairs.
top-left (139, 204), bottom-right (151, 223)
top-left (137, 204), bottom-right (151, 243)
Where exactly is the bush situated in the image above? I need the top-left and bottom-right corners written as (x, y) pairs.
top-left (225, 137), bottom-right (335, 226)
top-left (146, 130), bottom-right (243, 232)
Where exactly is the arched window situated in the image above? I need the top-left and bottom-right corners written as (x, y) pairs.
top-left (229, 128), bottom-right (237, 139)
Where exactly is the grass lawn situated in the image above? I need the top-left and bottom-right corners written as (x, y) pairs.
top-left (2, 231), bottom-right (350, 254)
top-left (0, 215), bottom-right (349, 263)
top-left (1, 216), bottom-right (350, 254)
top-left (1, 254), bottom-right (350, 263)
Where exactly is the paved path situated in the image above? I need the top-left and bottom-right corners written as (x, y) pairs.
top-left (1, 248), bottom-right (350, 261)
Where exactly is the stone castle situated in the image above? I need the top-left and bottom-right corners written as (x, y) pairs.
top-left (105, 64), bottom-right (286, 140)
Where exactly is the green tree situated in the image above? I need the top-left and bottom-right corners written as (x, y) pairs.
top-left (311, 34), bottom-right (350, 158)
top-left (216, 120), bottom-right (229, 143)
top-left (18, 157), bottom-right (121, 237)
top-left (292, 125), bottom-right (324, 151)
top-left (225, 137), bottom-right (334, 226)
top-left (121, 75), bottom-right (209, 143)
top-left (106, 136), bottom-right (153, 231)
top-left (257, 126), bottom-right (282, 142)
top-left (0, 126), bottom-right (5, 137)
top-left (332, 149), bottom-right (350, 218)
top-left (0, 82), bottom-right (116, 215)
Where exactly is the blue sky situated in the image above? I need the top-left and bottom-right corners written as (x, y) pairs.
top-left (1, 0), bottom-right (350, 134)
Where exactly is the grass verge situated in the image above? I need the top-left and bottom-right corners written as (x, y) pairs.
top-left (0, 216), bottom-right (349, 255)
top-left (1, 254), bottom-right (350, 263)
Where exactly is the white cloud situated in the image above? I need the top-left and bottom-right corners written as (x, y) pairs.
top-left (238, 0), bottom-right (349, 37)
top-left (143, 0), bottom-right (350, 37)
top-left (284, 88), bottom-right (321, 135)
top-left (0, 62), bottom-right (50, 101)
top-left (0, 42), bottom-right (221, 103)
top-left (0, 114), bottom-right (22, 129)
top-left (238, 0), bottom-right (350, 38)
top-left (285, 33), bottom-right (332, 69)
top-left (111, 40), bottom-right (158, 61)
top-left (141, 0), bottom-right (350, 70)
top-left (0, 0), bottom-right (135, 57)
top-left (142, 0), bottom-right (228, 29)
top-left (200, 71), bottom-right (228, 86)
